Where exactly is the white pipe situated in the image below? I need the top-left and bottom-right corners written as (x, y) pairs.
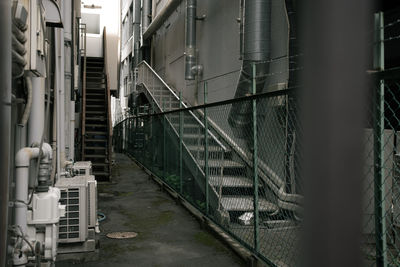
top-left (14, 143), bottom-right (52, 234)
top-left (28, 77), bottom-right (45, 144)
top-left (69, 100), bottom-right (75, 161)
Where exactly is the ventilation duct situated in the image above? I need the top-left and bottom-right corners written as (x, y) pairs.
top-left (228, 0), bottom-right (271, 137)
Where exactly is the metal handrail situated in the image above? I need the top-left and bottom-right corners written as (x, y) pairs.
top-left (137, 61), bottom-right (228, 152)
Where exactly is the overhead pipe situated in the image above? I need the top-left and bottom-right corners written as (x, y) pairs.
top-left (0, 0), bottom-right (11, 265)
top-left (185, 0), bottom-right (197, 80)
top-left (228, 0), bottom-right (271, 137)
top-left (143, 0), bottom-right (182, 40)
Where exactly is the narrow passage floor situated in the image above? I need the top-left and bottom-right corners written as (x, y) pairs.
top-left (57, 153), bottom-right (244, 267)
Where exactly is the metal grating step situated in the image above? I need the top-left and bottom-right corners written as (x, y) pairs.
top-left (209, 176), bottom-right (253, 188)
top-left (220, 197), bottom-right (278, 212)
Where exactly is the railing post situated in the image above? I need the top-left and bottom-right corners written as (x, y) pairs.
top-left (179, 92), bottom-right (183, 194)
top-left (373, 11), bottom-right (387, 267)
top-left (204, 82), bottom-right (209, 215)
top-left (252, 62), bottom-right (259, 253)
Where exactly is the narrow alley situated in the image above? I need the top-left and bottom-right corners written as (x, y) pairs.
top-left (57, 154), bottom-right (244, 266)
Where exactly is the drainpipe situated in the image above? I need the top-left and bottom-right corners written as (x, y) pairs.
top-left (56, 28), bottom-right (66, 180)
top-left (14, 144), bottom-right (52, 233)
top-left (14, 143), bottom-right (52, 265)
top-left (0, 0), bottom-right (11, 265)
top-left (185, 0), bottom-right (196, 80)
top-left (228, 0), bottom-right (271, 137)
top-left (28, 78), bottom-right (45, 144)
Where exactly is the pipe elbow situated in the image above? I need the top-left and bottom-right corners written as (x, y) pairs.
top-left (41, 143), bottom-right (53, 161)
top-left (15, 147), bottom-right (40, 167)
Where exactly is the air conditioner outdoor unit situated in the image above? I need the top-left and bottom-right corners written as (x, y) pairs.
top-left (55, 172), bottom-right (98, 256)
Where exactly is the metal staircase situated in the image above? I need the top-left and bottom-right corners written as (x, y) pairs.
top-left (81, 57), bottom-right (111, 181)
top-left (136, 61), bottom-right (302, 224)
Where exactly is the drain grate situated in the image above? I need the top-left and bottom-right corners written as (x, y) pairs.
top-left (106, 232), bottom-right (138, 239)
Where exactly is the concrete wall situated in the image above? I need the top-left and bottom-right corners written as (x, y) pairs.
top-left (151, 0), bottom-right (289, 105)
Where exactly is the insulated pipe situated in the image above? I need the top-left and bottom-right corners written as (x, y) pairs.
top-left (0, 0), bottom-right (11, 264)
top-left (143, 0), bottom-right (182, 40)
top-left (228, 0), bottom-right (271, 137)
top-left (142, 0), bottom-right (152, 33)
top-left (185, 0), bottom-right (196, 80)
top-left (28, 77), bottom-right (45, 144)
top-left (14, 144), bottom-right (52, 234)
top-left (55, 28), bottom-right (66, 180)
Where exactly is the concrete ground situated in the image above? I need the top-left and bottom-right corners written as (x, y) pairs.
top-left (57, 153), bottom-right (244, 267)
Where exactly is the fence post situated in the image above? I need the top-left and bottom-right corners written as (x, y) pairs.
top-left (204, 82), bottom-right (209, 215)
top-left (163, 103), bottom-right (167, 180)
top-left (179, 92), bottom-right (183, 194)
top-left (252, 63), bottom-right (259, 252)
top-left (373, 11), bottom-right (387, 267)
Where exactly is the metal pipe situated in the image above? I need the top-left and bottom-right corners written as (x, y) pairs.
top-left (15, 144), bottom-right (52, 233)
top-left (228, 0), bottom-right (271, 137)
top-left (28, 78), bottom-right (45, 144)
top-left (143, 0), bottom-right (182, 40)
top-left (20, 76), bottom-right (33, 126)
top-left (142, 0), bottom-right (152, 33)
top-left (185, 0), bottom-right (196, 80)
top-left (0, 0), bottom-right (12, 264)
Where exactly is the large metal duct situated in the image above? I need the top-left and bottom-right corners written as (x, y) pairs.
top-left (143, 0), bottom-right (182, 40)
top-left (133, 0), bottom-right (141, 67)
top-left (142, 0), bottom-right (152, 33)
top-left (185, 0), bottom-right (197, 80)
top-left (228, 0), bottom-right (271, 136)
top-left (0, 0), bottom-right (11, 265)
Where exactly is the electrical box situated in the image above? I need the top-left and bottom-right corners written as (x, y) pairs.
top-left (20, 0), bottom-right (47, 76)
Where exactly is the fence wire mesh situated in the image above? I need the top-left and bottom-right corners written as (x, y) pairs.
top-left (114, 59), bottom-right (302, 266)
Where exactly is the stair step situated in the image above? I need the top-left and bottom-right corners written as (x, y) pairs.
top-left (221, 197), bottom-right (278, 212)
top-left (87, 105), bottom-right (105, 108)
top-left (87, 93), bottom-right (105, 96)
top-left (86, 124), bottom-right (107, 127)
top-left (85, 146), bottom-right (106, 150)
top-left (84, 154), bottom-right (106, 158)
top-left (209, 176), bottom-right (253, 188)
top-left (86, 111), bottom-right (106, 114)
top-left (86, 131), bottom-right (107, 135)
top-left (85, 117), bottom-right (106, 121)
top-left (187, 145), bottom-right (226, 152)
top-left (198, 160), bottom-right (244, 168)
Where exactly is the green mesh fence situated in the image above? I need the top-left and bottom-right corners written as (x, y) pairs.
top-left (111, 10), bottom-right (400, 267)
top-left (113, 60), bottom-right (302, 265)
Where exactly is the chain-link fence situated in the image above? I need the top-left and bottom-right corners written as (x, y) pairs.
top-left (114, 59), bottom-right (302, 265)
top-left (112, 10), bottom-right (400, 265)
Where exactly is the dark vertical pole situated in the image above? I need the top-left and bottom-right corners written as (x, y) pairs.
top-left (0, 0), bottom-right (11, 265)
top-left (302, 0), bottom-right (370, 266)
top-left (204, 82), bottom-right (209, 215)
top-left (373, 11), bottom-right (387, 267)
top-left (252, 63), bottom-right (259, 252)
